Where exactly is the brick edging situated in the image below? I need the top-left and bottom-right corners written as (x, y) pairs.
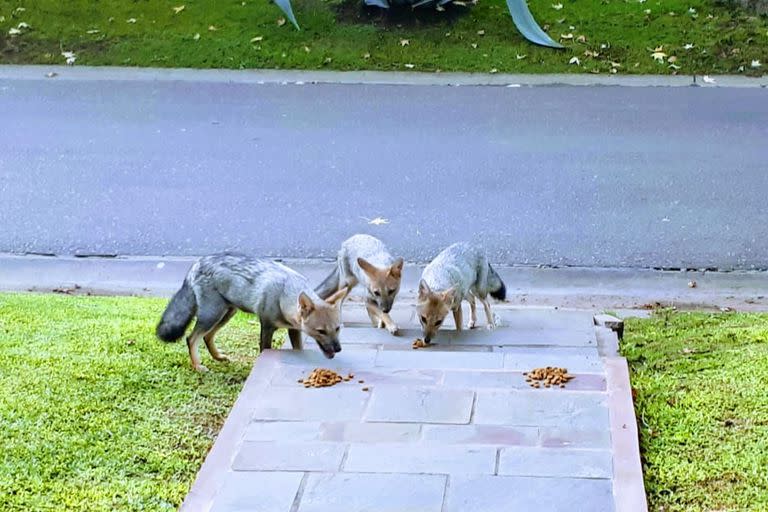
top-left (604, 356), bottom-right (648, 512)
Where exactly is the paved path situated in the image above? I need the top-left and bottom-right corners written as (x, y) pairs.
top-left (1, 67), bottom-right (768, 269)
top-left (181, 307), bottom-right (644, 512)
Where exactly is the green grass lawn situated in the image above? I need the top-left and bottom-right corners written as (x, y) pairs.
top-left (0, 292), bottom-right (269, 511)
top-left (1, 0), bottom-right (766, 74)
top-left (623, 310), bottom-right (768, 511)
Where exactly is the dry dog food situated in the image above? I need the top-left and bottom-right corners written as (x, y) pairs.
top-left (412, 338), bottom-right (429, 349)
top-left (524, 367), bottom-right (574, 389)
top-left (298, 368), bottom-right (344, 388)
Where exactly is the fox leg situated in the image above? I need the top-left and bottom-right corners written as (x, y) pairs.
top-left (366, 301), bottom-right (399, 335)
top-left (288, 329), bottom-right (303, 350)
top-left (467, 294), bottom-right (478, 329)
top-left (453, 306), bottom-right (463, 332)
top-left (203, 308), bottom-right (236, 362)
top-left (260, 323), bottom-right (276, 353)
top-left (479, 295), bottom-right (496, 329)
top-left (188, 297), bottom-right (229, 372)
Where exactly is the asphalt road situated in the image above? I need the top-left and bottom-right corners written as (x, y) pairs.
top-left (1, 74), bottom-right (767, 269)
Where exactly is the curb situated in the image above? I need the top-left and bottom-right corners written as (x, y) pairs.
top-left (1, 65), bottom-right (767, 88)
top-left (604, 356), bottom-right (648, 512)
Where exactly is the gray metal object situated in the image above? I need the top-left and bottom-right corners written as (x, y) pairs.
top-left (274, 0), bottom-right (561, 48)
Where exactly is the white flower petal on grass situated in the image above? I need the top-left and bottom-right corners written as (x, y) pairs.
top-left (569, 56), bottom-right (580, 65)
top-left (8, 27), bottom-right (21, 35)
top-left (552, 3), bottom-right (563, 10)
top-left (61, 51), bottom-right (77, 65)
top-left (751, 60), bottom-right (761, 68)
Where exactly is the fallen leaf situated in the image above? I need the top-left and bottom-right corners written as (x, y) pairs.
top-left (173, 5), bottom-right (186, 14)
top-left (560, 33), bottom-right (574, 40)
top-left (584, 50), bottom-right (599, 57)
top-left (363, 52), bottom-right (370, 59)
top-left (653, 45), bottom-right (664, 52)
top-left (668, 55), bottom-right (677, 63)
top-left (477, 29), bottom-right (485, 35)
top-left (208, 25), bottom-right (217, 31)
top-left (400, 39), bottom-right (410, 46)
top-left (751, 60), bottom-right (762, 68)
top-left (17, 22), bottom-right (30, 29)
top-left (668, 64), bottom-right (681, 70)
top-left (688, 7), bottom-right (696, 13)
top-left (453, 0), bottom-right (466, 5)
top-left (702, 75), bottom-right (716, 84)
top-left (552, 2), bottom-right (563, 8)
top-left (250, 36), bottom-right (263, 42)
top-left (404, 63), bottom-right (415, 69)
top-left (324, 57), bottom-right (332, 63)
top-left (8, 27), bottom-right (21, 35)
top-left (126, 18), bottom-right (137, 23)
top-left (610, 61), bottom-right (621, 68)
top-left (490, 68), bottom-right (498, 73)
top-left (576, 35), bottom-right (587, 43)
top-left (516, 54), bottom-right (527, 60)
top-left (684, 43), bottom-right (694, 50)
top-left (364, 216), bottom-right (390, 225)
top-left (193, 32), bottom-right (200, 40)
top-left (610, 68), bottom-right (617, 74)
top-left (15, 7), bottom-right (25, 12)
top-left (304, 46), bottom-right (311, 52)
top-left (471, 43), bottom-right (478, 49)
top-left (277, 17), bottom-right (286, 26)
top-left (61, 51), bottom-right (77, 65)
top-left (436, 5), bottom-right (445, 11)
top-left (644, 9), bottom-right (651, 14)
top-left (569, 56), bottom-right (580, 65)
top-left (86, 29), bottom-right (100, 34)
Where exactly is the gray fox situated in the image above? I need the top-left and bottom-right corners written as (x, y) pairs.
top-left (416, 242), bottom-right (506, 343)
top-left (156, 253), bottom-right (348, 372)
top-left (316, 234), bottom-right (404, 335)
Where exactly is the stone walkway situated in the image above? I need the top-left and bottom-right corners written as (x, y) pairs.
top-left (181, 307), bottom-right (646, 512)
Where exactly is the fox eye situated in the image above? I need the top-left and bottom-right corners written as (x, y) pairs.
top-left (317, 329), bottom-right (327, 335)
top-left (373, 291), bottom-right (381, 297)
top-left (335, 326), bottom-right (340, 332)
top-left (435, 319), bottom-right (443, 327)
top-left (420, 316), bottom-right (427, 324)
top-left (388, 289), bottom-right (396, 295)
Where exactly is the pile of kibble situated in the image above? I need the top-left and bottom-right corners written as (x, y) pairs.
top-left (412, 338), bottom-right (430, 349)
top-left (524, 367), bottom-right (574, 389)
top-left (298, 369), bottom-right (368, 390)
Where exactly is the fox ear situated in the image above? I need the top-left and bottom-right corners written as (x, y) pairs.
top-left (442, 287), bottom-right (457, 308)
top-left (418, 279), bottom-right (431, 300)
top-left (325, 286), bottom-right (348, 307)
top-left (298, 292), bottom-right (315, 318)
top-left (357, 258), bottom-right (378, 278)
top-left (389, 258), bottom-right (404, 279)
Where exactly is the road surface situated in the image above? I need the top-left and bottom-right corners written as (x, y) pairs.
top-left (1, 71), bottom-right (767, 269)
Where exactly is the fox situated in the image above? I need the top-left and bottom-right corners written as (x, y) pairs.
top-left (416, 242), bottom-right (506, 344)
top-left (156, 253), bottom-right (348, 372)
top-left (315, 234), bottom-right (404, 335)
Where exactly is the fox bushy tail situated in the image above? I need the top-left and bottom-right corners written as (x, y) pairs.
top-left (156, 280), bottom-right (197, 342)
top-left (315, 265), bottom-right (341, 300)
top-left (487, 264), bottom-right (506, 301)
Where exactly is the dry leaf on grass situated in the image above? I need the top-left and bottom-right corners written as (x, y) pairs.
top-left (277, 17), bottom-right (286, 26)
top-left (400, 39), bottom-right (410, 46)
top-left (173, 5), bottom-right (186, 14)
top-left (569, 56), bottom-right (580, 65)
top-left (552, 3), bottom-right (563, 9)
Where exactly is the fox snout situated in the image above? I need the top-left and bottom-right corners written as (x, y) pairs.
top-left (316, 336), bottom-right (342, 359)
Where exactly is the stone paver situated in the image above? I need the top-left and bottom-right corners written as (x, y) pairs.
top-left (498, 447), bottom-right (613, 478)
top-left (232, 441), bottom-right (345, 471)
top-left (298, 473), bottom-right (446, 512)
top-left (365, 386), bottom-right (474, 424)
top-left (208, 472), bottom-right (303, 512)
top-left (181, 308), bottom-right (645, 512)
top-left (344, 443), bottom-right (496, 474)
top-left (445, 474), bottom-right (615, 512)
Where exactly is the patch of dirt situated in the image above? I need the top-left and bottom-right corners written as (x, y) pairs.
top-left (334, 0), bottom-right (472, 28)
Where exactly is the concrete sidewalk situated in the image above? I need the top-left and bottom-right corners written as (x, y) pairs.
top-left (2, 254), bottom-right (768, 311)
top-left (181, 306), bottom-right (644, 512)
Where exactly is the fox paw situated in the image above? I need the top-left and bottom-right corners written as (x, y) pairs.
top-left (193, 364), bottom-right (210, 373)
top-left (214, 354), bottom-right (230, 362)
top-left (467, 320), bottom-right (477, 329)
top-left (485, 323), bottom-right (496, 331)
top-left (386, 324), bottom-right (400, 336)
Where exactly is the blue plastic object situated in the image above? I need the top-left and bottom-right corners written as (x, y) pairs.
top-left (274, 0), bottom-right (562, 49)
